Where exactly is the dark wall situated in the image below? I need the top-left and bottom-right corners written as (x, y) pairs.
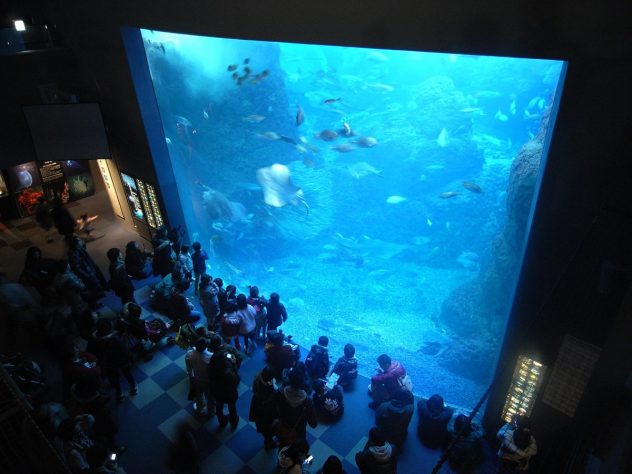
top-left (3, 0), bottom-right (632, 451)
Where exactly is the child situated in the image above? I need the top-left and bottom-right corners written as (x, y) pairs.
top-left (247, 286), bottom-right (268, 341)
top-left (77, 213), bottom-right (98, 240)
top-left (178, 245), bottom-right (194, 281)
top-left (331, 343), bottom-right (358, 388)
top-left (220, 301), bottom-right (242, 350)
top-left (266, 292), bottom-right (287, 332)
top-left (191, 242), bottom-right (208, 295)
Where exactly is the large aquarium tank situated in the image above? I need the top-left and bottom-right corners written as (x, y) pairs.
top-left (137, 29), bottom-right (565, 409)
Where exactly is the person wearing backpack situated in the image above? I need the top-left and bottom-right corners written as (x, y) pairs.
top-left (305, 336), bottom-right (330, 380)
top-left (368, 354), bottom-right (406, 409)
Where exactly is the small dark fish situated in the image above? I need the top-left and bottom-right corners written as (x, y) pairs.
top-left (279, 135), bottom-right (297, 145)
top-left (462, 181), bottom-right (483, 193)
top-left (316, 130), bottom-right (338, 142)
top-left (261, 70), bottom-right (269, 77)
top-left (232, 72), bottom-right (239, 79)
top-left (237, 77), bottom-right (244, 86)
top-left (243, 66), bottom-right (251, 75)
top-left (324, 97), bottom-right (341, 104)
top-left (439, 191), bottom-right (459, 199)
top-left (243, 58), bottom-right (250, 65)
top-left (296, 105), bottom-right (304, 126)
top-left (227, 64), bottom-right (238, 72)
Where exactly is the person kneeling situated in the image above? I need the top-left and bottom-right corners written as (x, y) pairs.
top-left (312, 379), bottom-right (344, 421)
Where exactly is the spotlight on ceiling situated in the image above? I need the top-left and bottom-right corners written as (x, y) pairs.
top-left (14, 20), bottom-right (26, 31)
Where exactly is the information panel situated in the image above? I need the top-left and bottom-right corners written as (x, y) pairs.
top-left (97, 159), bottom-right (124, 219)
top-left (38, 161), bottom-right (64, 183)
top-left (121, 172), bottom-right (145, 222)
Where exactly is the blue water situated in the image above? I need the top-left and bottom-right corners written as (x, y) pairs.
top-left (140, 30), bottom-right (563, 409)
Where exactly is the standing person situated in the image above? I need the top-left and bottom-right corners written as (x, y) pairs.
top-left (497, 415), bottom-right (537, 472)
top-left (208, 336), bottom-right (241, 429)
top-left (198, 274), bottom-right (220, 330)
top-left (266, 292), bottom-right (287, 332)
top-left (185, 338), bottom-right (214, 418)
top-left (51, 197), bottom-right (76, 238)
top-left (191, 242), bottom-right (208, 295)
top-left (107, 248), bottom-right (135, 306)
top-left (221, 301), bottom-right (242, 350)
top-left (247, 286), bottom-right (268, 341)
top-left (152, 226), bottom-right (175, 278)
top-left (235, 293), bottom-right (257, 354)
top-left (178, 244), bottom-right (194, 281)
top-left (354, 427), bottom-right (397, 474)
top-left (87, 319), bottom-right (138, 402)
top-left (214, 278), bottom-right (227, 314)
top-left (166, 422), bottom-right (200, 474)
top-left (34, 196), bottom-right (54, 243)
top-left (273, 367), bottom-right (318, 446)
top-left (124, 241), bottom-right (152, 280)
top-left (369, 354), bottom-right (406, 409)
top-left (66, 235), bottom-right (107, 304)
top-left (249, 367), bottom-right (278, 449)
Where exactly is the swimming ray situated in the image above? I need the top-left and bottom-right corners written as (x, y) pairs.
top-left (256, 163), bottom-right (309, 216)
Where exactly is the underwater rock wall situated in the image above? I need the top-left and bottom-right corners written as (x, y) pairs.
top-left (438, 107), bottom-right (551, 384)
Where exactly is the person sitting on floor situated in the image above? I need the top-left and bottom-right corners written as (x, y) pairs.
top-left (330, 343), bottom-right (358, 389)
top-left (312, 378), bottom-right (344, 421)
top-left (265, 330), bottom-right (299, 380)
top-left (305, 336), bottom-right (330, 380)
top-left (375, 388), bottom-right (414, 449)
top-left (354, 427), bottom-right (397, 474)
top-left (448, 414), bottom-right (484, 473)
top-left (417, 393), bottom-right (454, 448)
top-left (124, 241), bottom-right (152, 280)
top-left (369, 354), bottom-right (406, 409)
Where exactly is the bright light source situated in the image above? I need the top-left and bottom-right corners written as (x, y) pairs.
top-left (502, 355), bottom-right (546, 422)
top-left (14, 20), bottom-right (26, 31)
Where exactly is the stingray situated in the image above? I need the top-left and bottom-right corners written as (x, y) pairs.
top-left (256, 163), bottom-right (309, 215)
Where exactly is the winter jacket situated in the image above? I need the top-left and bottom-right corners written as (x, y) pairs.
top-left (124, 247), bottom-right (152, 279)
top-left (305, 344), bottom-right (330, 380)
top-left (191, 250), bottom-right (208, 274)
top-left (86, 331), bottom-right (133, 371)
top-left (236, 305), bottom-right (257, 335)
top-left (67, 241), bottom-right (106, 293)
top-left (496, 423), bottom-right (537, 470)
top-left (375, 399), bottom-right (414, 447)
top-left (274, 386), bottom-right (318, 435)
top-left (417, 398), bottom-right (453, 447)
top-left (355, 440), bottom-right (397, 474)
top-left (108, 260), bottom-right (134, 297)
top-left (371, 361), bottom-right (406, 397)
top-left (332, 355), bottom-right (358, 386)
top-left (248, 372), bottom-right (276, 429)
top-left (266, 301), bottom-right (287, 329)
top-left (199, 282), bottom-right (220, 319)
top-left (208, 350), bottom-right (240, 401)
top-left (313, 384), bottom-right (344, 420)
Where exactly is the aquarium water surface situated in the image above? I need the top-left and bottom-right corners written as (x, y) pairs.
top-left (138, 29), bottom-right (564, 409)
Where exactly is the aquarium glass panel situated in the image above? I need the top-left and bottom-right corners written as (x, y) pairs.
top-left (138, 29), bottom-right (565, 409)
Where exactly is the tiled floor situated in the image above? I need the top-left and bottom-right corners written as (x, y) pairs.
top-left (1, 191), bottom-right (500, 473)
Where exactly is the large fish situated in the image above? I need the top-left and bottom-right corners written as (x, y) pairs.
top-left (439, 191), bottom-right (459, 199)
top-left (315, 130), bottom-right (338, 141)
top-left (355, 136), bottom-right (378, 148)
top-left (296, 105), bottom-right (304, 126)
top-left (462, 181), bottom-right (483, 193)
top-left (437, 128), bottom-right (449, 147)
top-left (332, 143), bottom-right (355, 153)
top-left (256, 164), bottom-right (309, 215)
top-left (348, 162), bottom-right (382, 179)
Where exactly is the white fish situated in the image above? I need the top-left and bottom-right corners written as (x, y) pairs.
top-left (460, 107), bottom-right (482, 113)
top-left (494, 110), bottom-right (508, 122)
top-left (386, 195), bottom-right (407, 204)
top-left (165, 137), bottom-right (172, 144)
top-left (426, 218), bottom-right (433, 227)
top-left (510, 99), bottom-right (516, 115)
top-left (437, 128), bottom-right (449, 147)
top-left (527, 96), bottom-right (540, 110)
top-left (202, 110), bottom-right (209, 120)
top-left (537, 98), bottom-right (545, 110)
top-left (348, 162), bottom-right (382, 179)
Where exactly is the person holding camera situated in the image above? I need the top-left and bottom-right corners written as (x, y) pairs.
top-left (86, 444), bottom-right (127, 473)
top-left (208, 335), bottom-right (241, 428)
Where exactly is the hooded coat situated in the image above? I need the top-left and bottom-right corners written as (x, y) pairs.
top-left (355, 440), bottom-right (397, 474)
top-left (274, 386), bottom-right (318, 438)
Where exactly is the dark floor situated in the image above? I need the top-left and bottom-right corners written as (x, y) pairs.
top-left (1, 192), bottom-right (500, 473)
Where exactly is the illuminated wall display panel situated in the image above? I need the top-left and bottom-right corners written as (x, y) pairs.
top-left (134, 29), bottom-right (565, 409)
top-left (120, 172), bottom-right (145, 222)
top-left (97, 159), bottom-right (125, 219)
top-left (135, 179), bottom-right (156, 228)
top-left (502, 355), bottom-right (546, 422)
top-left (145, 183), bottom-right (164, 228)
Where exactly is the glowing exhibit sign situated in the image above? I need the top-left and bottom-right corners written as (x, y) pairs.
top-left (502, 355), bottom-right (546, 422)
top-left (97, 159), bottom-right (124, 219)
